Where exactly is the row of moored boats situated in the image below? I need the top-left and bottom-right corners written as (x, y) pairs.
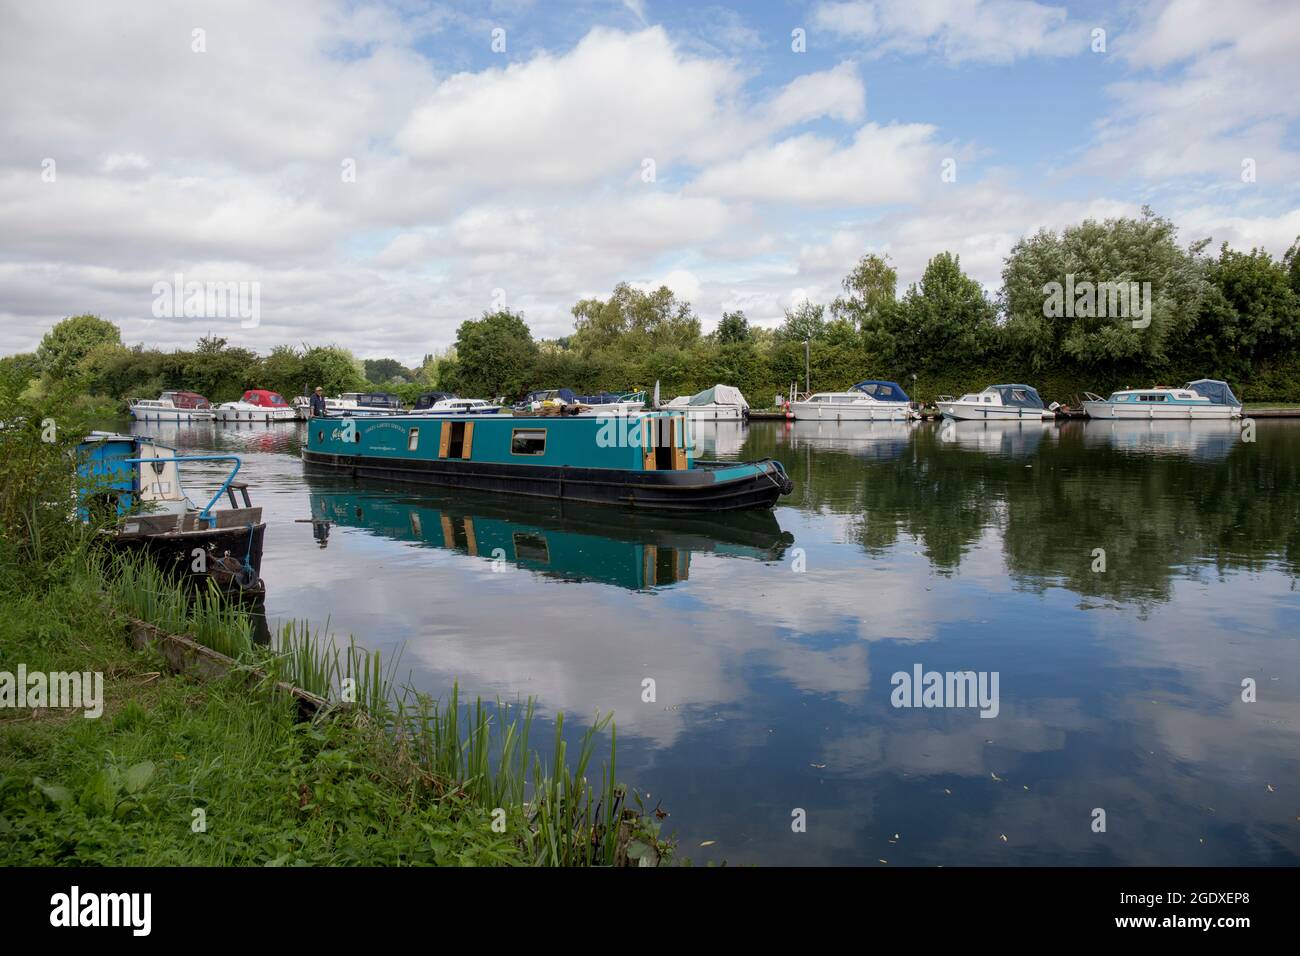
top-left (788, 378), bottom-right (1243, 421)
top-left (127, 384), bottom-right (756, 422)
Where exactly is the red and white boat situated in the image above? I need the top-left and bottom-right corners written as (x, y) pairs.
top-left (215, 389), bottom-right (297, 423)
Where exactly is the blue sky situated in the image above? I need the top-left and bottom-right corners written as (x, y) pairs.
top-left (2, 0), bottom-right (1298, 364)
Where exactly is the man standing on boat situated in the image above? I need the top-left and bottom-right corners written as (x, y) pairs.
top-left (310, 386), bottom-right (327, 418)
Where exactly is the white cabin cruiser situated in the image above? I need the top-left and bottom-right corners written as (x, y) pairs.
top-left (1081, 380), bottom-right (1242, 420)
top-left (938, 384), bottom-right (1054, 421)
top-left (127, 391), bottom-right (215, 422)
top-left (665, 384), bottom-right (749, 421)
top-left (418, 398), bottom-right (503, 415)
top-left (790, 380), bottom-right (916, 421)
top-left (294, 392), bottom-right (405, 419)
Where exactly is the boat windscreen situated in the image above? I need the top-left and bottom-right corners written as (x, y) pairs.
top-left (994, 385), bottom-right (1045, 409)
top-left (851, 380), bottom-right (909, 402)
top-left (1184, 379), bottom-right (1241, 406)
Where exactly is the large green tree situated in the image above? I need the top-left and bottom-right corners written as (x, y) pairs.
top-left (1001, 207), bottom-right (1208, 373)
top-left (832, 252), bottom-right (898, 333)
top-left (36, 314), bottom-right (121, 380)
top-left (869, 252), bottom-right (996, 373)
top-left (300, 346), bottom-right (366, 396)
top-left (452, 309), bottom-right (539, 400)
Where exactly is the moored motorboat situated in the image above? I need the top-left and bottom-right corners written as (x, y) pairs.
top-left (664, 384), bottom-right (749, 421)
top-left (938, 384), bottom-right (1055, 421)
top-left (422, 398), bottom-right (504, 415)
top-left (294, 391), bottom-right (406, 419)
top-left (77, 432), bottom-right (265, 594)
top-left (301, 410), bottom-right (792, 511)
top-left (515, 388), bottom-right (646, 416)
top-left (215, 389), bottom-right (297, 423)
top-left (1081, 379), bottom-right (1242, 420)
top-left (127, 391), bottom-right (215, 422)
top-left (790, 380), bottom-right (916, 421)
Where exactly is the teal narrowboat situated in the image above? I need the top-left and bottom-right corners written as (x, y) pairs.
top-left (301, 411), bottom-right (793, 511)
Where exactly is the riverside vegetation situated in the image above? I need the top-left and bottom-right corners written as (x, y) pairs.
top-left (7, 209), bottom-right (1300, 415)
top-left (0, 386), bottom-right (673, 866)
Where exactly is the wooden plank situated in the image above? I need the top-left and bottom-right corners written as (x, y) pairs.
top-left (671, 418), bottom-right (688, 470)
top-left (464, 517), bottom-right (478, 556)
top-left (438, 421), bottom-right (451, 458)
top-left (642, 418), bottom-right (656, 470)
top-left (440, 514), bottom-right (455, 549)
top-left (463, 421), bottom-right (474, 458)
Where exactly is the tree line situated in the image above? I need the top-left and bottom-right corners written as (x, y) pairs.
top-left (6, 207), bottom-right (1300, 409)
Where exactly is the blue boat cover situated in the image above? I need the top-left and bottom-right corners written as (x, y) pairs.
top-left (991, 384), bottom-right (1044, 409)
top-left (851, 380), bottom-right (910, 402)
top-left (1184, 379), bottom-right (1241, 406)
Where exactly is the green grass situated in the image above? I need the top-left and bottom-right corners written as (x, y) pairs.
top-left (1, 552), bottom-right (671, 866)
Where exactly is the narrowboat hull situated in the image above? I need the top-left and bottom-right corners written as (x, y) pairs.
top-left (301, 449), bottom-right (791, 510)
top-left (301, 412), bottom-right (792, 511)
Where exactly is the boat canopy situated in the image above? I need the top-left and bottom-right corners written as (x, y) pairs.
top-left (241, 389), bottom-right (289, 407)
top-left (413, 391), bottom-right (457, 410)
top-left (991, 384), bottom-right (1045, 409)
top-left (1184, 379), bottom-right (1241, 406)
top-left (851, 380), bottom-right (910, 402)
top-left (162, 390), bottom-right (211, 409)
top-left (673, 384), bottom-right (750, 409)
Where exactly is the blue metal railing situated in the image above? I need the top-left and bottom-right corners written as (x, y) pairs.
top-left (122, 454), bottom-right (243, 527)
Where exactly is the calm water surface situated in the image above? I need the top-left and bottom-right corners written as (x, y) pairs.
top-left (127, 416), bottom-right (1300, 866)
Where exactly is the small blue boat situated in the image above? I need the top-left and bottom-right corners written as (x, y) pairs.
top-left (301, 411), bottom-right (793, 511)
top-left (78, 432), bottom-right (266, 593)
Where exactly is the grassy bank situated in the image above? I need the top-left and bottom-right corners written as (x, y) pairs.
top-left (1, 552), bottom-right (671, 866)
top-left (0, 393), bottom-right (671, 867)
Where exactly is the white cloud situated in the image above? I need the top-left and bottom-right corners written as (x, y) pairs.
top-left (811, 0), bottom-right (1089, 65)
top-left (1082, 0), bottom-right (1300, 182)
top-left (690, 122), bottom-right (942, 205)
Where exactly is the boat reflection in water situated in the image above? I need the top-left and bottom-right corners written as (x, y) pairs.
top-left (1075, 418), bottom-right (1242, 459)
top-left (936, 418), bottom-right (1054, 455)
top-left (305, 479), bottom-right (794, 591)
top-left (687, 420), bottom-right (750, 458)
top-left (785, 418), bottom-right (917, 458)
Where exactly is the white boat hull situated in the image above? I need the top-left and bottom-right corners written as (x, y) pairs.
top-left (128, 408), bottom-right (214, 422)
top-left (1082, 401), bottom-right (1240, 420)
top-left (789, 400), bottom-right (913, 421)
top-left (939, 402), bottom-right (1053, 421)
top-left (215, 405), bottom-right (298, 424)
top-left (666, 405), bottom-right (746, 421)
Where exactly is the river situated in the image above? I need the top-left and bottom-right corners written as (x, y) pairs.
top-left (122, 415), bottom-right (1300, 866)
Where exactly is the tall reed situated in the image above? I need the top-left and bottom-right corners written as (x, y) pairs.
top-left (97, 550), bottom-right (657, 865)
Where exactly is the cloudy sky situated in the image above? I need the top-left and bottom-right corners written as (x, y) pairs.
top-left (2, 0), bottom-right (1298, 365)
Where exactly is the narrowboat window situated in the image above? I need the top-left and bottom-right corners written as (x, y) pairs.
top-left (511, 428), bottom-right (547, 455)
top-left (317, 430), bottom-right (323, 441)
top-left (513, 532), bottom-right (550, 563)
top-left (407, 427), bottom-right (420, 451)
